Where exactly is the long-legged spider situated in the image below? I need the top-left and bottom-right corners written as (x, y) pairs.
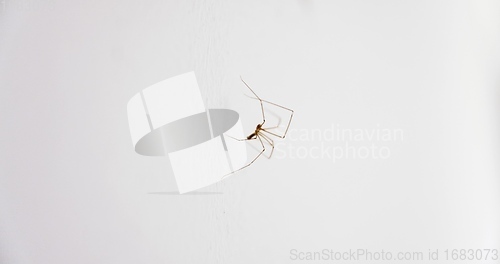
top-left (223, 76), bottom-right (294, 177)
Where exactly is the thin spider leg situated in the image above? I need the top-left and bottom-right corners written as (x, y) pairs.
top-left (246, 139), bottom-right (263, 153)
top-left (226, 134), bottom-right (253, 142)
top-left (221, 134), bottom-right (266, 179)
top-left (263, 99), bottom-right (293, 137)
top-left (245, 94), bottom-right (293, 112)
top-left (261, 108), bottom-right (292, 138)
top-left (259, 133), bottom-right (275, 159)
top-left (244, 93), bottom-right (282, 128)
top-left (243, 93), bottom-right (294, 138)
top-left (260, 124), bottom-right (290, 139)
top-left (243, 93), bottom-right (257, 100)
top-left (242, 91), bottom-right (293, 112)
top-left (260, 132), bottom-right (274, 146)
top-left (262, 123), bottom-right (282, 130)
top-left (262, 110), bottom-right (282, 130)
top-left (240, 76), bottom-right (265, 125)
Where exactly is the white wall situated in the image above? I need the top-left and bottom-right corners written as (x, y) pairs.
top-left (1, 0), bottom-right (499, 263)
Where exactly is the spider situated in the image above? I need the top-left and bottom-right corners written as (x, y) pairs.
top-left (224, 76), bottom-right (294, 177)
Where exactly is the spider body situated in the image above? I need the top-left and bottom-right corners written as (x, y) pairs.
top-left (222, 77), bottom-right (294, 178)
top-left (247, 124), bottom-right (263, 140)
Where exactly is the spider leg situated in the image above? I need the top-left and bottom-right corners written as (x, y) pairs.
top-left (243, 94), bottom-right (293, 138)
top-left (261, 109), bottom-right (293, 138)
top-left (226, 135), bottom-right (252, 142)
top-left (259, 132), bottom-right (275, 159)
top-left (262, 123), bottom-right (281, 130)
top-left (221, 133), bottom-right (265, 179)
top-left (260, 129), bottom-right (282, 138)
top-left (226, 134), bottom-right (261, 154)
top-left (240, 76), bottom-right (266, 125)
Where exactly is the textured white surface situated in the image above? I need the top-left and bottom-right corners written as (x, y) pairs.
top-left (1, 0), bottom-right (500, 263)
